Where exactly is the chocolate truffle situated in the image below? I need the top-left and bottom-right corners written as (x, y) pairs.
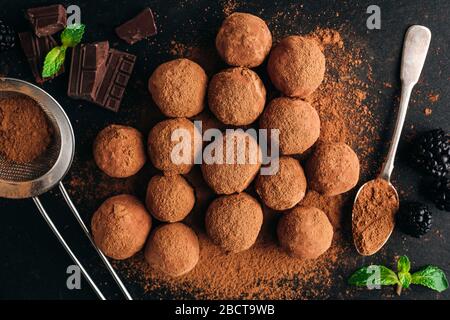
top-left (145, 174), bottom-right (195, 222)
top-left (145, 223), bottom-right (199, 277)
top-left (306, 142), bottom-right (360, 196)
top-left (206, 193), bottom-right (263, 253)
top-left (267, 36), bottom-right (325, 98)
top-left (93, 125), bottom-right (146, 178)
top-left (259, 97), bottom-right (320, 155)
top-left (255, 156), bottom-right (307, 211)
top-left (216, 12), bottom-right (272, 67)
top-left (208, 67), bottom-right (266, 126)
top-left (147, 118), bottom-right (200, 175)
top-left (201, 130), bottom-right (261, 194)
top-left (148, 58), bottom-right (207, 118)
top-left (277, 206), bottom-right (333, 259)
top-left (91, 194), bottom-right (152, 260)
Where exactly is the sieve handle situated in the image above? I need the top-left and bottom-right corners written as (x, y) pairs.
top-left (32, 196), bottom-right (106, 300)
top-left (58, 182), bottom-right (133, 300)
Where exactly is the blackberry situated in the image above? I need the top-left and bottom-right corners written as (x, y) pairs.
top-left (0, 19), bottom-right (16, 52)
top-left (430, 177), bottom-right (450, 212)
top-left (397, 202), bottom-right (432, 238)
top-left (412, 129), bottom-right (450, 177)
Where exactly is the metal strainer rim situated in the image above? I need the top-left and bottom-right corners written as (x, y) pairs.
top-left (0, 77), bottom-right (75, 199)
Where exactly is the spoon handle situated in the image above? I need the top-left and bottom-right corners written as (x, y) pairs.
top-left (379, 25), bottom-right (431, 181)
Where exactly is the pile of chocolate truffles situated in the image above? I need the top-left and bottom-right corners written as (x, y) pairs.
top-left (91, 12), bottom-right (360, 277)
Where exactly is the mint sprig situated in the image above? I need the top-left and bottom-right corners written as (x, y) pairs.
top-left (42, 23), bottom-right (85, 78)
top-left (349, 255), bottom-right (448, 295)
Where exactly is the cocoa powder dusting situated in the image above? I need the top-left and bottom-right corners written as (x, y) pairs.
top-left (69, 25), bottom-right (379, 299)
top-left (0, 94), bottom-right (53, 163)
top-left (352, 179), bottom-right (399, 255)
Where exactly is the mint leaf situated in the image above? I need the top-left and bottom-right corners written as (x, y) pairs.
top-left (61, 23), bottom-right (85, 47)
top-left (397, 256), bottom-right (411, 273)
top-left (41, 23), bottom-right (85, 78)
top-left (398, 272), bottom-right (412, 288)
top-left (42, 46), bottom-right (66, 78)
top-left (411, 266), bottom-right (449, 293)
top-left (349, 265), bottom-right (399, 287)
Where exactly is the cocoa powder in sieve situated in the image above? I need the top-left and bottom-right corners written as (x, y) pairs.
top-left (0, 94), bottom-right (53, 163)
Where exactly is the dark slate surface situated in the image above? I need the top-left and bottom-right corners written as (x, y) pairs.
top-left (0, 0), bottom-right (449, 300)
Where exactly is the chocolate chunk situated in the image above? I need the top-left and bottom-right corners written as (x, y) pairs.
top-left (18, 32), bottom-right (64, 84)
top-left (92, 49), bottom-right (136, 112)
top-left (115, 8), bottom-right (157, 45)
top-left (68, 41), bottom-right (110, 100)
top-left (26, 5), bottom-right (67, 37)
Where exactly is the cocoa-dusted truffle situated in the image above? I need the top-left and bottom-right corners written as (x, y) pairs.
top-left (306, 142), bottom-right (360, 196)
top-left (145, 223), bottom-right (199, 277)
top-left (148, 58), bottom-right (207, 118)
top-left (267, 36), bottom-right (325, 98)
top-left (145, 174), bottom-right (195, 222)
top-left (259, 97), bottom-right (320, 155)
top-left (91, 194), bottom-right (152, 260)
top-left (216, 12), bottom-right (272, 67)
top-left (93, 125), bottom-right (146, 178)
top-left (201, 130), bottom-right (261, 194)
top-left (147, 118), bottom-right (200, 175)
top-left (255, 156), bottom-right (307, 211)
top-left (277, 206), bottom-right (333, 259)
top-left (208, 67), bottom-right (266, 126)
top-left (205, 193), bottom-right (263, 253)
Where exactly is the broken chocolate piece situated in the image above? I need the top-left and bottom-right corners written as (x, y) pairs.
top-left (18, 32), bottom-right (64, 84)
top-left (26, 5), bottom-right (67, 37)
top-left (92, 49), bottom-right (136, 112)
top-left (115, 8), bottom-right (157, 45)
top-left (68, 41), bottom-right (109, 100)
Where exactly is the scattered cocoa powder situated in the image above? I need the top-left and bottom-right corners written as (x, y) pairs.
top-left (222, 0), bottom-right (240, 17)
top-left (301, 190), bottom-right (345, 230)
top-left (428, 93), bottom-right (440, 103)
top-left (352, 178), bottom-right (399, 255)
top-left (69, 25), bottom-right (379, 299)
top-left (169, 41), bottom-right (192, 57)
top-left (305, 28), bottom-right (379, 173)
top-left (0, 94), bottom-right (53, 163)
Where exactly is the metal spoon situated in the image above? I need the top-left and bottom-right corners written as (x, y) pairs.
top-left (352, 25), bottom-right (432, 256)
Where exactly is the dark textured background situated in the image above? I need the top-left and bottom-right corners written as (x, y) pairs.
top-left (0, 0), bottom-right (449, 300)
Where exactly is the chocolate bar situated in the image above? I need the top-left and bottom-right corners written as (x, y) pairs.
top-left (92, 49), bottom-right (136, 112)
top-left (68, 41), bottom-right (109, 100)
top-left (115, 8), bottom-right (157, 45)
top-left (18, 32), bottom-right (64, 84)
top-left (26, 5), bottom-right (67, 37)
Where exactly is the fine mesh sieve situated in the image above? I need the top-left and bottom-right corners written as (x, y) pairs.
top-left (0, 78), bottom-right (132, 300)
top-left (0, 81), bottom-right (69, 197)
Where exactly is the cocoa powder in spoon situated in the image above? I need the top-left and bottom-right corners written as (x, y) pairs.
top-left (352, 178), bottom-right (399, 255)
